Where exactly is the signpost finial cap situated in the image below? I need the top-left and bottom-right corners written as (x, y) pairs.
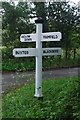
top-left (35, 17), bottom-right (43, 24)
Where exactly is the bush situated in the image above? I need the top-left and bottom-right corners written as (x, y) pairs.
top-left (2, 47), bottom-right (14, 59)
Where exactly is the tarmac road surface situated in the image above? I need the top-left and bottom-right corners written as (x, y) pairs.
top-left (1, 67), bottom-right (80, 93)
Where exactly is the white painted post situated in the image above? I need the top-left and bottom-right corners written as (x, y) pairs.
top-left (34, 19), bottom-right (43, 98)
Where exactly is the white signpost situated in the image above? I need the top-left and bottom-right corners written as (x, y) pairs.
top-left (42, 48), bottom-right (61, 56)
top-left (13, 48), bottom-right (61, 57)
top-left (20, 34), bottom-right (36, 42)
top-left (20, 32), bottom-right (61, 42)
top-left (13, 48), bottom-right (38, 57)
top-left (13, 19), bottom-right (62, 98)
top-left (42, 32), bottom-right (61, 41)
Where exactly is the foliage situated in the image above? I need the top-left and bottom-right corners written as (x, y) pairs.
top-left (2, 55), bottom-right (79, 71)
top-left (2, 58), bottom-right (35, 71)
top-left (2, 77), bottom-right (80, 119)
top-left (2, 2), bottom-right (34, 47)
top-left (2, 1), bottom-right (80, 60)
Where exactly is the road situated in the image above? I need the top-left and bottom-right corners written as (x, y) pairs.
top-left (1, 67), bottom-right (79, 93)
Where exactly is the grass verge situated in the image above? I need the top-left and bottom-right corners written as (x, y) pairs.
top-left (2, 77), bottom-right (80, 120)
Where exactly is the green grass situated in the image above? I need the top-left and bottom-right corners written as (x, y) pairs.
top-left (2, 77), bottom-right (80, 119)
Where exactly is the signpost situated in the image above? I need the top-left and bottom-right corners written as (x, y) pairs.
top-left (42, 32), bottom-right (61, 41)
top-left (42, 48), bottom-right (62, 56)
top-left (20, 34), bottom-right (36, 42)
top-left (13, 18), bottom-right (62, 98)
top-left (13, 48), bottom-right (61, 57)
top-left (13, 48), bottom-right (38, 57)
top-left (20, 32), bottom-right (61, 42)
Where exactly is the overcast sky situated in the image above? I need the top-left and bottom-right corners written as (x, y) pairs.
top-left (6, 0), bottom-right (80, 6)
top-left (71, 0), bottom-right (80, 4)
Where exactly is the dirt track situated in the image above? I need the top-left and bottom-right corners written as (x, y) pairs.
top-left (1, 67), bottom-right (80, 93)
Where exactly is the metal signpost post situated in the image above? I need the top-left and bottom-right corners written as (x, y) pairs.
top-left (13, 18), bottom-right (62, 98)
top-left (35, 19), bottom-right (43, 98)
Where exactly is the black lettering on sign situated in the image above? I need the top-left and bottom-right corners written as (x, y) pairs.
top-left (43, 35), bottom-right (58, 39)
top-left (22, 35), bottom-right (32, 41)
top-left (43, 50), bottom-right (58, 53)
top-left (16, 51), bottom-right (20, 55)
top-left (22, 36), bottom-right (24, 38)
top-left (52, 35), bottom-right (58, 39)
top-left (16, 51), bottom-right (29, 55)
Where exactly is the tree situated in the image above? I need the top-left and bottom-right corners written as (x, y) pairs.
top-left (47, 2), bottom-right (78, 59)
top-left (30, 2), bottom-right (48, 32)
top-left (2, 2), bottom-right (33, 48)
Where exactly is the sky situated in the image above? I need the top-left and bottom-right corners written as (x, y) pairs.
top-left (71, 0), bottom-right (80, 4)
top-left (5, 0), bottom-right (80, 3)
top-left (5, 0), bottom-right (80, 6)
